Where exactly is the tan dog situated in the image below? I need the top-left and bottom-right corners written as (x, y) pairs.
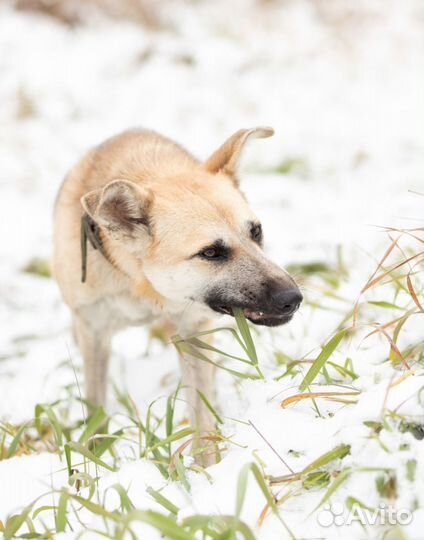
top-left (53, 127), bottom-right (302, 458)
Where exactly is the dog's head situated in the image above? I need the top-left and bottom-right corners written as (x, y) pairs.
top-left (81, 127), bottom-right (302, 326)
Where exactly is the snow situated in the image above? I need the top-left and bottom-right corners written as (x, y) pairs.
top-left (0, 1), bottom-right (423, 538)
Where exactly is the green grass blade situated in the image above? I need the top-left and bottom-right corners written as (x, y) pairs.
top-left (4, 507), bottom-right (31, 540)
top-left (126, 509), bottom-right (194, 540)
top-left (55, 491), bottom-right (69, 532)
top-left (34, 403), bottom-right (63, 448)
top-left (299, 329), bottom-right (348, 391)
top-left (313, 468), bottom-right (351, 512)
top-left (166, 386), bottom-right (181, 439)
top-left (302, 471), bottom-right (330, 490)
top-left (71, 494), bottom-right (121, 521)
top-left (249, 462), bottom-right (277, 513)
top-left (149, 428), bottom-right (194, 452)
top-left (197, 390), bottom-right (223, 425)
top-left (64, 442), bottom-right (72, 477)
top-left (6, 422), bottom-right (30, 458)
top-left (301, 444), bottom-right (350, 475)
top-left (174, 339), bottom-right (259, 380)
top-left (175, 454), bottom-right (191, 492)
top-left (368, 301), bottom-right (404, 310)
top-left (65, 441), bottom-right (115, 472)
top-left (235, 463), bottom-right (250, 517)
top-left (108, 484), bottom-right (135, 513)
top-left (327, 361), bottom-right (358, 381)
top-left (31, 505), bottom-right (55, 519)
top-left (78, 407), bottom-right (108, 445)
top-left (146, 487), bottom-right (179, 515)
top-left (182, 515), bottom-right (255, 540)
top-left (175, 326), bottom-right (250, 353)
top-left (233, 308), bottom-right (258, 364)
top-left (93, 429), bottom-right (124, 458)
top-left (185, 337), bottom-right (252, 365)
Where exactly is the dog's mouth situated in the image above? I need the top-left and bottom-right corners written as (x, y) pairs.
top-left (211, 305), bottom-right (293, 327)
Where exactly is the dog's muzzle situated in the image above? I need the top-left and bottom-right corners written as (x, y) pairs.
top-left (206, 286), bottom-right (303, 327)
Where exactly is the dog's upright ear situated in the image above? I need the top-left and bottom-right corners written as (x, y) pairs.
top-left (81, 179), bottom-right (153, 239)
top-left (204, 127), bottom-right (274, 182)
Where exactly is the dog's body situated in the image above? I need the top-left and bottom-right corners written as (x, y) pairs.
top-left (53, 127), bottom-right (302, 461)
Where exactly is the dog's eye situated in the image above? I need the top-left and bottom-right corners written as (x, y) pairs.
top-left (197, 241), bottom-right (230, 261)
top-left (250, 223), bottom-right (263, 244)
top-left (202, 248), bottom-right (220, 259)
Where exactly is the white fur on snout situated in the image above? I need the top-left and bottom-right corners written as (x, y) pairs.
top-left (143, 261), bottom-right (207, 303)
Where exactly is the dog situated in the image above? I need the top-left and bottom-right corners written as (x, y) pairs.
top-left (53, 127), bottom-right (302, 461)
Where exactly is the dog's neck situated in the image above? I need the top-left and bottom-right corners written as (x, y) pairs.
top-left (80, 214), bottom-right (213, 331)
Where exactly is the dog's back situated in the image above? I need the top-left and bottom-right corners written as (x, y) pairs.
top-left (56, 128), bottom-right (198, 209)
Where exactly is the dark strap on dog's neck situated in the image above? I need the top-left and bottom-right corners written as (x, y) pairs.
top-left (80, 214), bottom-right (111, 282)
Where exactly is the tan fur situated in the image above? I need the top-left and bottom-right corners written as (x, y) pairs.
top-left (53, 126), bottom-right (298, 465)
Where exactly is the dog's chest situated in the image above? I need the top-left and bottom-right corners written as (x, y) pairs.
top-left (104, 292), bottom-right (159, 329)
top-left (83, 291), bottom-right (213, 334)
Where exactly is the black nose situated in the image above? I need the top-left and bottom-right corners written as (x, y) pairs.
top-left (274, 289), bottom-right (303, 315)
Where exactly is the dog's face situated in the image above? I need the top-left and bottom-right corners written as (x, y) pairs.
top-left (81, 127), bottom-right (302, 326)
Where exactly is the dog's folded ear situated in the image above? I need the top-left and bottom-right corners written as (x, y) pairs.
top-left (204, 126), bottom-right (274, 181)
top-left (81, 179), bottom-right (152, 235)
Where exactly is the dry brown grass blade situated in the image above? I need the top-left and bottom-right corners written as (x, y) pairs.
top-left (324, 398), bottom-right (358, 404)
top-left (390, 372), bottom-right (414, 389)
top-left (257, 488), bottom-right (295, 528)
top-left (406, 271), bottom-right (424, 313)
top-left (257, 503), bottom-right (271, 527)
top-left (362, 252), bottom-right (422, 292)
top-left (354, 225), bottom-right (423, 327)
top-left (353, 234), bottom-right (402, 326)
top-left (365, 311), bottom-right (415, 338)
top-left (360, 234), bottom-right (401, 294)
top-left (281, 391), bottom-right (360, 408)
top-left (267, 473), bottom-right (300, 485)
top-left (169, 435), bottom-right (222, 473)
top-left (366, 324), bottom-right (412, 370)
top-left (380, 225), bottom-right (424, 244)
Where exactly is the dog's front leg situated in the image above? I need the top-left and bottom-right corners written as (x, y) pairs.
top-left (73, 312), bottom-right (112, 409)
top-left (178, 328), bottom-right (218, 466)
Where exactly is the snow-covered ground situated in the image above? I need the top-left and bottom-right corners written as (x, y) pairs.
top-left (0, 1), bottom-right (423, 538)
